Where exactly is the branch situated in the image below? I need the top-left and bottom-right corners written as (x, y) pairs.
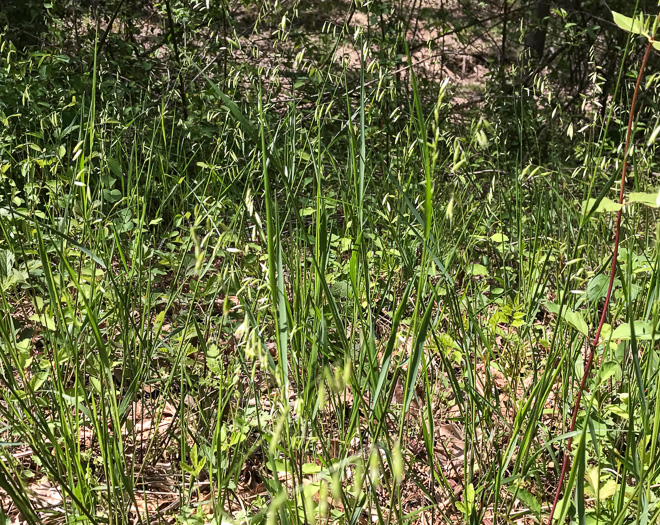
top-left (96, 0), bottom-right (127, 58)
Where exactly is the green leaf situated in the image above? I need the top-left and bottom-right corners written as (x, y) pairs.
top-left (611, 321), bottom-right (658, 340)
top-left (506, 486), bottom-right (541, 514)
top-left (607, 404), bottom-right (629, 419)
top-left (269, 460), bottom-right (294, 476)
top-left (302, 463), bottom-right (322, 475)
top-left (190, 443), bottom-right (199, 465)
top-left (302, 481), bottom-right (321, 499)
top-left (584, 466), bottom-right (599, 493)
top-left (586, 274), bottom-right (619, 302)
top-left (113, 208), bottom-right (134, 233)
top-left (371, 282), bottom-right (413, 419)
top-left (544, 301), bottom-right (560, 315)
top-left (102, 188), bottom-right (122, 203)
top-left (0, 249), bottom-right (15, 280)
top-left (582, 197), bottom-right (622, 214)
top-left (467, 263), bottom-right (489, 276)
top-left (180, 462), bottom-right (195, 475)
top-left (330, 280), bottom-right (350, 298)
top-left (565, 310), bottom-right (588, 336)
top-left (490, 233), bottom-right (508, 243)
top-left (29, 313), bottom-right (57, 331)
top-left (465, 483), bottom-right (475, 516)
top-left (598, 479), bottom-right (617, 500)
top-left (107, 157), bottom-right (123, 178)
top-left (627, 191), bottom-right (660, 207)
top-left (545, 302), bottom-right (589, 336)
top-left (598, 361), bottom-right (620, 382)
top-left (29, 371), bottom-right (49, 392)
top-left (612, 11), bottom-right (645, 35)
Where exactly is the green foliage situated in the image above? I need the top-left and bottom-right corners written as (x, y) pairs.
top-left (1, 2), bottom-right (660, 525)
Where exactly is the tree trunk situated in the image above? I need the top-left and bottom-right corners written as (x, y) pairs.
top-left (523, 1), bottom-right (551, 62)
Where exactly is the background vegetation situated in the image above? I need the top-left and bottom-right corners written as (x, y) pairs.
top-left (1, 1), bottom-right (660, 524)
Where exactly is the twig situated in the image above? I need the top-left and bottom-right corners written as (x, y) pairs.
top-left (96, 0), bottom-right (127, 59)
top-left (546, 16), bottom-right (660, 525)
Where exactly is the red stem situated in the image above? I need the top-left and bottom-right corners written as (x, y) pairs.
top-left (546, 28), bottom-right (658, 525)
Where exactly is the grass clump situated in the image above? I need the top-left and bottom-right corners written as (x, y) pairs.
top-left (1, 2), bottom-right (660, 524)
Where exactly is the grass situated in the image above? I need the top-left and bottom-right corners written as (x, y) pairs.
top-left (1, 10), bottom-right (660, 525)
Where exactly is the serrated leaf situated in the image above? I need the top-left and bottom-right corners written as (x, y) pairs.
top-left (584, 466), bottom-right (599, 492)
top-left (612, 11), bottom-right (645, 35)
top-left (4, 269), bottom-right (28, 292)
top-left (583, 197), bottom-right (622, 214)
top-left (598, 479), bottom-right (617, 500)
top-left (180, 462), bottom-right (195, 475)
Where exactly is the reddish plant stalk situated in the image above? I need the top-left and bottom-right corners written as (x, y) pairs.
top-left (546, 28), bottom-right (659, 525)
